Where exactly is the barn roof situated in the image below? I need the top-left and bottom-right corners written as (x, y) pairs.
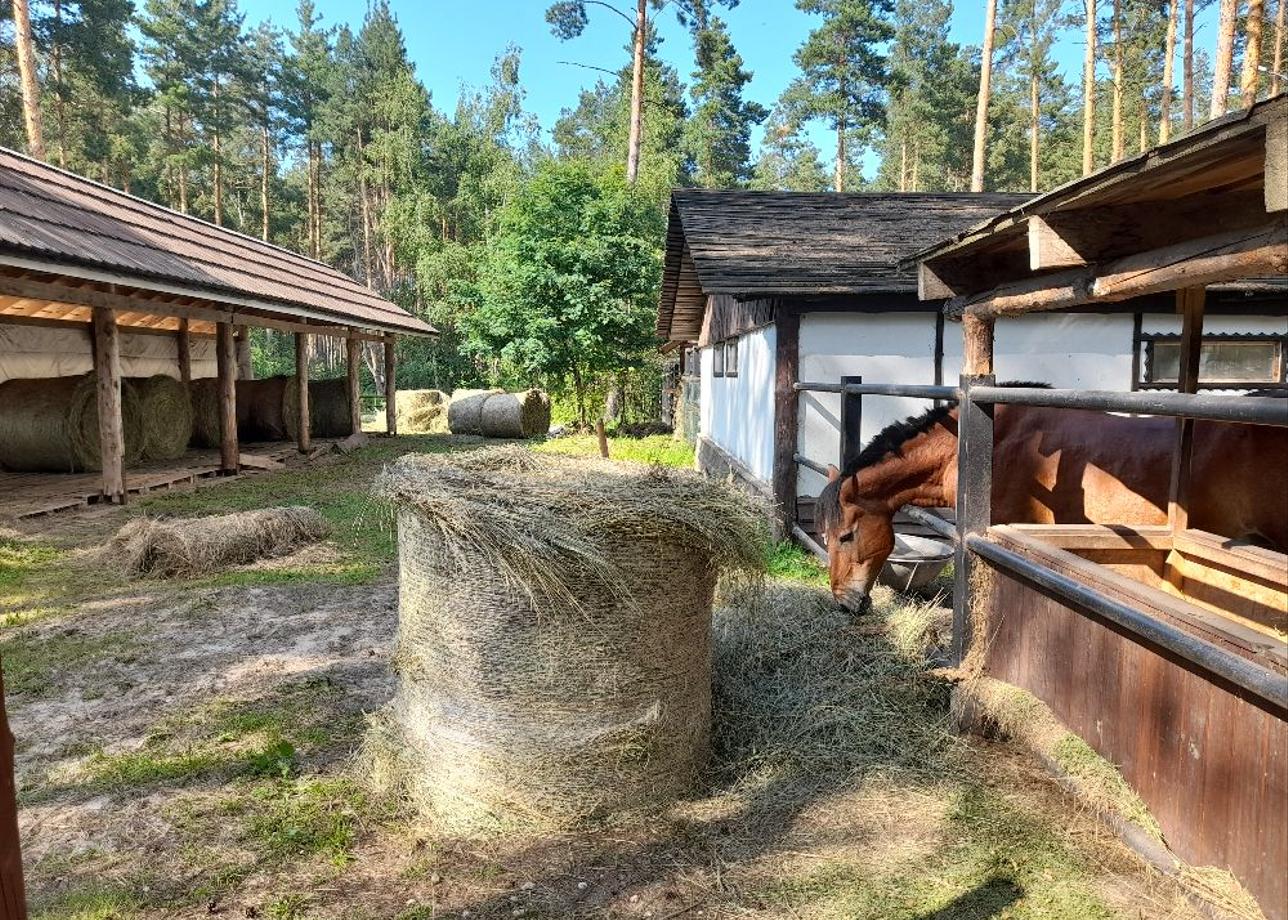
top-left (658, 190), bottom-right (1029, 343)
top-left (0, 147), bottom-right (435, 337)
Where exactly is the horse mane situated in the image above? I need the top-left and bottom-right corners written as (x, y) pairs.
top-left (816, 381), bottom-right (1050, 533)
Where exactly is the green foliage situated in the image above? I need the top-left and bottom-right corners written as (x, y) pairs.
top-left (766, 541), bottom-right (829, 585)
top-left (533, 433), bottom-right (695, 467)
top-left (685, 16), bottom-right (767, 186)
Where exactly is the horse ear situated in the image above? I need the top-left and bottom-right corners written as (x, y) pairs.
top-left (826, 464), bottom-right (840, 483)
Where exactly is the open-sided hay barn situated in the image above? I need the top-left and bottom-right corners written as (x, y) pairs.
top-left (0, 148), bottom-right (435, 515)
top-left (658, 189), bottom-right (1286, 540)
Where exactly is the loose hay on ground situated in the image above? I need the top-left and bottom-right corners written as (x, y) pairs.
top-left (363, 446), bottom-right (769, 833)
top-left (105, 506), bottom-right (330, 578)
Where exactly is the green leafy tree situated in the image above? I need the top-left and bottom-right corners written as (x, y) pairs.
top-left (684, 15), bottom-right (767, 186)
top-left (751, 105), bottom-right (831, 190)
top-left (468, 160), bottom-right (663, 426)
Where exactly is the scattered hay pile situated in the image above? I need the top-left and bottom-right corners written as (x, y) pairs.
top-left (131, 375), bottom-right (193, 460)
top-left (106, 506), bottom-right (329, 578)
top-left (364, 447), bottom-right (768, 832)
top-left (479, 389), bottom-right (551, 438)
top-left (0, 374), bottom-right (145, 472)
top-left (395, 389), bottom-right (449, 434)
top-left (445, 388), bottom-right (502, 436)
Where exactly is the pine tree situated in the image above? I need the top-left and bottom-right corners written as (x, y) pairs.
top-left (12, 0), bottom-right (46, 157)
top-left (684, 15), bottom-right (767, 187)
top-left (751, 106), bottom-right (831, 190)
top-left (971, 0), bottom-right (1000, 190)
top-left (1211, 0), bottom-right (1237, 116)
top-left (998, 0), bottom-right (1071, 191)
top-left (788, 0), bottom-right (893, 191)
top-left (244, 23), bottom-right (284, 241)
top-left (284, 0), bottom-right (333, 259)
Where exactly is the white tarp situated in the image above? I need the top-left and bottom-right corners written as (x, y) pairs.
top-left (0, 324), bottom-right (216, 383)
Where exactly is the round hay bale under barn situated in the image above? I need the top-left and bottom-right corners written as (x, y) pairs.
top-left (237, 376), bottom-right (293, 441)
top-left (365, 447), bottom-right (768, 832)
top-left (0, 374), bottom-right (145, 472)
top-left (478, 389), bottom-right (551, 439)
top-left (283, 377), bottom-right (354, 440)
top-left (446, 388), bottom-right (502, 435)
top-left (131, 375), bottom-right (193, 460)
top-left (395, 389), bottom-right (449, 434)
top-left (188, 378), bottom-right (223, 448)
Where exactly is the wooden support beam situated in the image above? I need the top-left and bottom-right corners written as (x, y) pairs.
top-left (839, 375), bottom-right (863, 471)
top-left (91, 307), bottom-right (126, 504)
top-left (177, 318), bottom-right (192, 387)
top-left (1027, 215), bottom-right (1086, 270)
top-left (384, 337), bottom-right (397, 436)
top-left (1168, 287), bottom-right (1206, 533)
top-left (962, 313), bottom-right (995, 375)
top-left (294, 332), bottom-right (311, 454)
top-left (0, 667), bottom-right (26, 920)
top-left (1267, 115), bottom-right (1287, 213)
top-left (918, 262), bottom-right (957, 300)
top-left (216, 322), bottom-right (239, 474)
top-left (953, 374), bottom-right (996, 666)
top-left (346, 328), bottom-right (362, 437)
top-left (772, 307), bottom-right (800, 539)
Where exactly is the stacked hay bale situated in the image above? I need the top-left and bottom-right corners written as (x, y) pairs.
top-left (395, 389), bottom-right (449, 434)
top-left (364, 447), bottom-right (767, 832)
top-left (237, 376), bottom-right (293, 441)
top-left (188, 377), bottom-right (224, 448)
top-left (283, 377), bottom-right (354, 440)
top-left (130, 375), bottom-right (193, 461)
top-left (446, 388), bottom-right (502, 436)
top-left (478, 389), bottom-right (551, 439)
top-left (0, 374), bottom-right (145, 472)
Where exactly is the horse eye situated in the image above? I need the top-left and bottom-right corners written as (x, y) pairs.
top-left (838, 531), bottom-right (855, 544)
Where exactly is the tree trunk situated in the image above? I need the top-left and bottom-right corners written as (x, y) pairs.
top-left (1183, 0), bottom-right (1196, 128)
top-left (571, 363), bottom-right (587, 429)
top-left (52, 0), bottom-right (67, 167)
top-left (899, 137), bottom-right (908, 192)
top-left (12, 0), bottom-right (45, 159)
top-left (911, 136), bottom-right (920, 191)
top-left (357, 130), bottom-right (373, 286)
top-left (1083, 0), bottom-right (1097, 174)
top-left (971, 0), bottom-right (998, 192)
top-left (1160, 0), bottom-right (1178, 142)
top-left (1273, 0), bottom-right (1286, 96)
top-left (625, 0), bottom-right (646, 184)
top-left (1029, 71), bottom-right (1040, 192)
top-left (1241, 0), bottom-right (1265, 106)
top-left (1112, 0), bottom-right (1125, 161)
top-left (1211, 0), bottom-right (1238, 117)
top-left (1139, 92), bottom-right (1149, 151)
top-left (212, 77), bottom-right (223, 227)
top-left (835, 112), bottom-right (847, 192)
top-left (260, 124), bottom-right (271, 242)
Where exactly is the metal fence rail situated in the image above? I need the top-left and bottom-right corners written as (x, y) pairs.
top-left (796, 381), bottom-right (959, 401)
top-left (972, 386), bottom-right (1288, 426)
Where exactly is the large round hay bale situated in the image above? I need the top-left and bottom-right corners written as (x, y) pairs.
top-left (0, 374), bottom-right (144, 472)
top-left (479, 390), bottom-right (551, 439)
top-left (447, 388), bottom-right (502, 435)
top-left (365, 447), bottom-right (768, 832)
top-left (130, 375), bottom-right (193, 460)
top-left (395, 389), bottom-right (449, 434)
top-left (188, 377), bottom-right (223, 448)
top-left (283, 378), bottom-right (354, 441)
top-left (238, 376), bottom-right (292, 441)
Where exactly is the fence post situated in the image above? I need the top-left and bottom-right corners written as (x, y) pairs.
top-left (953, 373), bottom-right (995, 666)
top-left (839, 375), bottom-right (863, 470)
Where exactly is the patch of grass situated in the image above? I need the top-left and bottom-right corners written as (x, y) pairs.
top-left (194, 561), bottom-right (381, 589)
top-left (246, 776), bottom-right (364, 865)
top-left (29, 887), bottom-right (141, 920)
top-left (0, 630), bottom-right (137, 696)
top-left (766, 541), bottom-right (829, 586)
top-left (533, 433), bottom-right (694, 468)
top-left (265, 893), bottom-right (312, 920)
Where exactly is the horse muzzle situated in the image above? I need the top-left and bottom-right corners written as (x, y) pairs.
top-left (837, 589), bottom-right (872, 617)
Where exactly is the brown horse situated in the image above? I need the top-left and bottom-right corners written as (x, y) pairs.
top-left (817, 400), bottom-right (1288, 613)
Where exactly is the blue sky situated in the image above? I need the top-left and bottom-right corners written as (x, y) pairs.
top-left (242, 0), bottom-right (1222, 180)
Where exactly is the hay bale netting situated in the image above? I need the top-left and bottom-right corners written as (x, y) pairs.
top-left (283, 377), bottom-right (355, 440)
top-left (130, 375), bottom-right (193, 460)
top-left (364, 447), bottom-right (769, 832)
top-left (395, 389), bottom-right (449, 434)
top-left (0, 374), bottom-right (145, 472)
top-left (478, 389), bottom-right (552, 439)
top-left (446, 388), bottom-right (503, 435)
top-left (238, 376), bottom-right (293, 441)
top-left (106, 506), bottom-right (329, 578)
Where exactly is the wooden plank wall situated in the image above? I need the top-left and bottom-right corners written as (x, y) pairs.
top-left (697, 295), bottom-right (778, 348)
top-left (982, 566), bottom-right (1288, 919)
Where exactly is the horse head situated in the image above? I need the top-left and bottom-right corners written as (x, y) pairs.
top-left (818, 465), bottom-right (895, 616)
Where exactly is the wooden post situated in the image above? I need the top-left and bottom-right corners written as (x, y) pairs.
top-left (1168, 287), bottom-right (1206, 533)
top-left (234, 325), bottom-right (253, 380)
top-left (177, 318), bottom-right (192, 388)
top-left (91, 307), bottom-right (125, 504)
top-left (0, 667), bottom-right (27, 920)
top-left (384, 336), bottom-right (397, 436)
top-left (772, 307), bottom-right (801, 539)
top-left (596, 419), bottom-right (610, 459)
top-left (346, 328), bottom-right (362, 436)
top-left (216, 321), bottom-right (239, 474)
top-left (294, 332), bottom-right (311, 454)
top-left (839, 375), bottom-right (863, 471)
top-left (953, 373), bottom-right (996, 667)
top-left (962, 312), bottom-right (996, 375)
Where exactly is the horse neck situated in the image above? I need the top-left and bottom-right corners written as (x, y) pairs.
top-left (852, 416), bottom-right (958, 513)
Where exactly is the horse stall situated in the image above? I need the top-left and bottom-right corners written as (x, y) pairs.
top-left (656, 189), bottom-right (1286, 549)
top-left (903, 96), bottom-right (1288, 918)
top-left (0, 148), bottom-right (435, 910)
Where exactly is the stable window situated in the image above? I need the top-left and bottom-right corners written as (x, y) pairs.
top-left (724, 337), bottom-right (740, 377)
top-left (712, 343), bottom-right (725, 377)
top-left (1140, 334), bottom-right (1285, 388)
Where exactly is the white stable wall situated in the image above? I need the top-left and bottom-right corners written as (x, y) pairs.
top-left (941, 313), bottom-right (1137, 388)
top-left (699, 324), bottom-right (776, 482)
top-left (0, 324), bottom-right (217, 383)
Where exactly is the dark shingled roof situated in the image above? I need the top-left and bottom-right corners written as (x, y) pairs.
top-left (0, 147), bottom-right (435, 336)
top-left (658, 189), bottom-right (1030, 342)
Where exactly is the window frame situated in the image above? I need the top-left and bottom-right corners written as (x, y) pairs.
top-left (712, 341), bottom-right (725, 378)
top-left (1137, 331), bottom-right (1287, 390)
top-left (724, 336), bottom-right (740, 378)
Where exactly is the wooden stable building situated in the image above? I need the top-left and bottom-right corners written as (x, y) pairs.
top-left (0, 147), bottom-right (435, 513)
top-left (909, 95), bottom-right (1288, 917)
